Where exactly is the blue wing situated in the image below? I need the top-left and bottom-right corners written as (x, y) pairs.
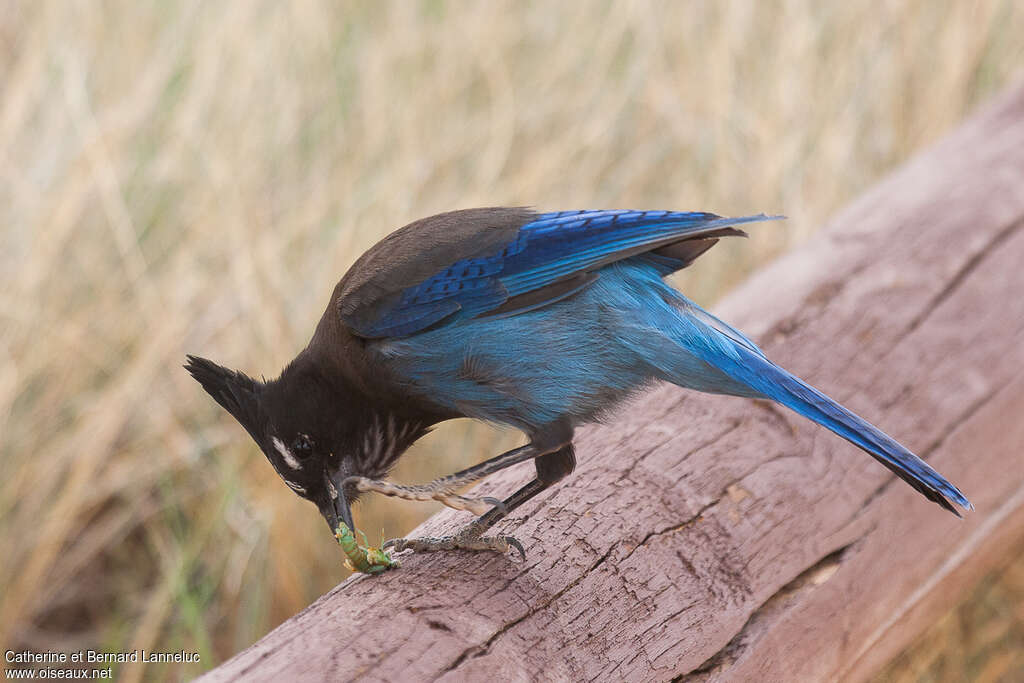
top-left (344, 210), bottom-right (782, 338)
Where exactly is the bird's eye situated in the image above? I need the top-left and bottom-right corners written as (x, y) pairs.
top-left (292, 434), bottom-right (314, 459)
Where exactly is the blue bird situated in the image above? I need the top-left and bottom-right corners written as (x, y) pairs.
top-left (186, 208), bottom-right (971, 556)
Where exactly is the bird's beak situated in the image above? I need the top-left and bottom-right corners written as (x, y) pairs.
top-left (321, 469), bottom-right (355, 535)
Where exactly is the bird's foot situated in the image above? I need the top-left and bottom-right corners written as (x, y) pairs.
top-left (383, 525), bottom-right (525, 560)
top-left (345, 475), bottom-right (502, 516)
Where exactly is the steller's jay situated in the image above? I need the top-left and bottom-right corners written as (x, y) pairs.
top-left (186, 208), bottom-right (971, 556)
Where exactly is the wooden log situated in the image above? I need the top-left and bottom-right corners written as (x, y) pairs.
top-left (199, 82), bottom-right (1024, 682)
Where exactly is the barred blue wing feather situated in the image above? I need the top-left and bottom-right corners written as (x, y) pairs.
top-left (340, 209), bottom-right (783, 339)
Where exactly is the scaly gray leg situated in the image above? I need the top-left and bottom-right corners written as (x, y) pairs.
top-left (344, 437), bottom-right (564, 515)
top-left (385, 445), bottom-right (577, 558)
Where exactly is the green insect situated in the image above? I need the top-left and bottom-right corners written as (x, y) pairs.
top-left (334, 522), bottom-right (399, 575)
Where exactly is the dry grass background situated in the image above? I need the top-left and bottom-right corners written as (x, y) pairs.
top-left (1, 1), bottom-right (1022, 680)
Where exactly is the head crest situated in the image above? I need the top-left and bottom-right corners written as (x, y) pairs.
top-left (184, 355), bottom-right (264, 443)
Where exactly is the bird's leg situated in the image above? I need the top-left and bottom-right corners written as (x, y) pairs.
top-left (345, 441), bottom-right (549, 515)
top-left (384, 445), bottom-right (576, 558)
top-left (384, 478), bottom-right (545, 557)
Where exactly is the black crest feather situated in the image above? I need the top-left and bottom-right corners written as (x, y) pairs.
top-left (184, 355), bottom-right (264, 443)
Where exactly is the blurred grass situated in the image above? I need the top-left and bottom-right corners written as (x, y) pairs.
top-left (1, 1), bottom-right (1022, 680)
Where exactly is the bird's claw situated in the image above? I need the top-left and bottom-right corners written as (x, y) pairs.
top-left (504, 535), bottom-right (526, 560)
top-left (384, 530), bottom-right (526, 560)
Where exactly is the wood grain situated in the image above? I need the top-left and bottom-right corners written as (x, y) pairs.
top-left (199, 81), bottom-right (1024, 683)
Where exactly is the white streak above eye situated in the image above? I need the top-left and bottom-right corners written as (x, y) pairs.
top-left (272, 436), bottom-right (302, 470)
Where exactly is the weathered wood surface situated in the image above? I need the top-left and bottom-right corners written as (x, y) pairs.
top-left (200, 82), bottom-right (1024, 682)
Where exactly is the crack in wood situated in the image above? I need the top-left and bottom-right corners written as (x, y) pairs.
top-left (439, 469), bottom-right (751, 679)
top-left (438, 542), bottom-right (620, 677)
top-left (898, 216), bottom-right (1024, 340)
top-left (918, 375), bottom-right (1014, 460)
top-left (682, 542), bottom-right (857, 680)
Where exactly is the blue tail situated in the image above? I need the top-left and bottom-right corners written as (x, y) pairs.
top-left (727, 348), bottom-right (969, 514)
top-left (655, 297), bottom-right (973, 515)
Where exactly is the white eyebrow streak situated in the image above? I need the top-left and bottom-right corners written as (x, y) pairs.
top-left (285, 481), bottom-right (307, 495)
top-left (272, 437), bottom-right (302, 470)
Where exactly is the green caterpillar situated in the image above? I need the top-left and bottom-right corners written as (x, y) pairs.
top-left (334, 522), bottom-right (398, 575)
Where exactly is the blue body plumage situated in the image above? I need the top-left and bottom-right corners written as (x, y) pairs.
top-left (187, 207), bottom-right (970, 559)
top-left (378, 252), bottom-right (970, 514)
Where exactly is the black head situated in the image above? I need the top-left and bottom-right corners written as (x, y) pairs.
top-left (184, 354), bottom-right (426, 534)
